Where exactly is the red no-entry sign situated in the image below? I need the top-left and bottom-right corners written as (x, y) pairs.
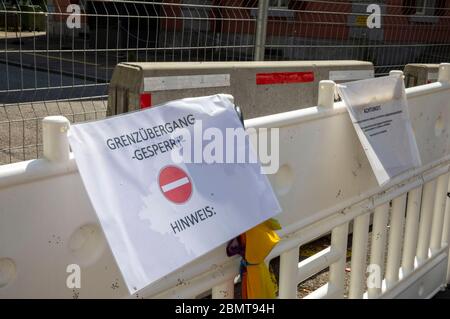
top-left (158, 166), bottom-right (192, 204)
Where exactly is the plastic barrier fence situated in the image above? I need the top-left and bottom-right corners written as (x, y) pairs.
top-left (404, 64), bottom-right (440, 87)
top-left (1, 64), bottom-right (450, 299)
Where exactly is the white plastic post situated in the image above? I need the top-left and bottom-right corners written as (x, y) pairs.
top-left (445, 221), bottom-right (450, 284)
top-left (317, 80), bottom-right (336, 108)
top-left (385, 194), bottom-right (406, 288)
top-left (328, 222), bottom-right (349, 298)
top-left (442, 178), bottom-right (450, 284)
top-left (389, 70), bottom-right (404, 78)
top-left (278, 247), bottom-right (299, 299)
top-left (417, 180), bottom-right (437, 264)
top-left (368, 203), bottom-right (389, 298)
top-left (42, 116), bottom-right (70, 162)
top-left (438, 63), bottom-right (450, 83)
top-left (211, 279), bottom-right (234, 299)
top-left (402, 187), bottom-right (422, 276)
top-left (430, 173), bottom-right (449, 254)
top-left (349, 212), bottom-right (371, 299)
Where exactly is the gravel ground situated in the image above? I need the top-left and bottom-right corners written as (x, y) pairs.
top-left (269, 234), bottom-right (355, 299)
top-left (295, 234), bottom-right (357, 298)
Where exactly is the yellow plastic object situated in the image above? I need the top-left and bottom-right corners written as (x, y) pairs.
top-left (242, 219), bottom-right (281, 299)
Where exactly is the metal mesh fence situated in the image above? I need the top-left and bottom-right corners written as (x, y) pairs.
top-left (1, 0), bottom-right (450, 164)
top-left (263, 0), bottom-right (450, 76)
top-left (0, 98), bottom-right (106, 163)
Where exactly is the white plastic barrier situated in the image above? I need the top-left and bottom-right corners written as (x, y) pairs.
top-left (1, 64), bottom-right (450, 299)
top-left (404, 64), bottom-right (440, 87)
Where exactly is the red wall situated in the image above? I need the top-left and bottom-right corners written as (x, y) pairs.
top-left (207, 0), bottom-right (350, 39)
top-left (383, 0), bottom-right (450, 43)
top-left (187, 0), bottom-right (450, 43)
top-left (159, 0), bottom-right (184, 31)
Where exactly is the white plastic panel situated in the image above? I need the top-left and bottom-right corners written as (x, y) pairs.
top-left (1, 79), bottom-right (450, 298)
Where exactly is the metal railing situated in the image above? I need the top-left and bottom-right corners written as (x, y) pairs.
top-left (1, 0), bottom-right (450, 164)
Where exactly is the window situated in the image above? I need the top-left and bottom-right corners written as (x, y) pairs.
top-left (269, 0), bottom-right (289, 8)
top-left (435, 0), bottom-right (446, 16)
top-left (403, 0), bottom-right (441, 16)
top-left (415, 0), bottom-right (426, 15)
top-left (403, 0), bottom-right (441, 23)
top-left (249, 0), bottom-right (297, 18)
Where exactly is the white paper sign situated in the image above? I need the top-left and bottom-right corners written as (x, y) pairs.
top-left (68, 94), bottom-right (281, 294)
top-left (337, 76), bottom-right (422, 185)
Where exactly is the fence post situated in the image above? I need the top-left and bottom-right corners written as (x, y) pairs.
top-left (443, 178), bottom-right (450, 285)
top-left (438, 62), bottom-right (450, 284)
top-left (389, 70), bottom-right (404, 78)
top-left (278, 247), bottom-right (298, 298)
top-left (385, 194), bottom-right (407, 288)
top-left (438, 63), bottom-right (450, 83)
top-left (416, 179), bottom-right (437, 265)
top-left (430, 173), bottom-right (449, 255)
top-left (349, 212), bottom-right (371, 299)
top-left (328, 222), bottom-right (349, 298)
top-left (368, 203), bottom-right (389, 298)
top-left (42, 116), bottom-right (71, 162)
top-left (254, 0), bottom-right (269, 61)
top-left (317, 80), bottom-right (336, 108)
top-left (401, 187), bottom-right (422, 276)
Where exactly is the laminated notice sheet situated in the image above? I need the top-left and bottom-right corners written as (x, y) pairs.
top-left (337, 76), bottom-right (421, 185)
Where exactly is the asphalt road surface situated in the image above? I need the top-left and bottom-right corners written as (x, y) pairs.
top-left (0, 63), bottom-right (108, 104)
